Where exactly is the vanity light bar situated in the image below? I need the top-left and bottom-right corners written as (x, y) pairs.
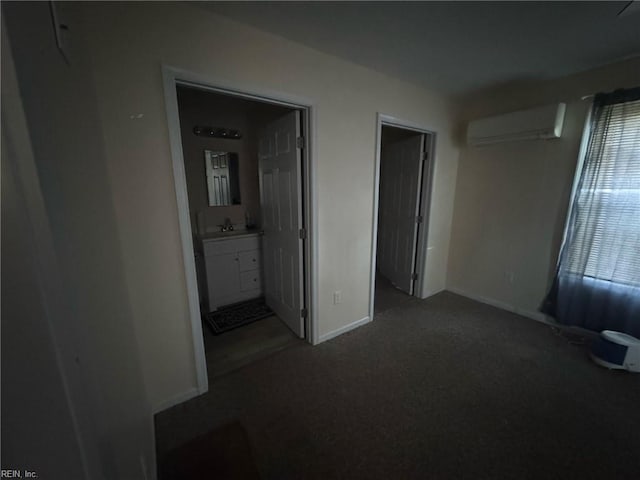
top-left (193, 126), bottom-right (242, 139)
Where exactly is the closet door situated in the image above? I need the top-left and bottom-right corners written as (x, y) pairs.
top-left (377, 134), bottom-right (424, 294)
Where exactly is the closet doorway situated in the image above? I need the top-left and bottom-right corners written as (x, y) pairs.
top-left (371, 116), bottom-right (435, 316)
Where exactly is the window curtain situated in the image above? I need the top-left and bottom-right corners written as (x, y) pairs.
top-left (542, 87), bottom-right (640, 337)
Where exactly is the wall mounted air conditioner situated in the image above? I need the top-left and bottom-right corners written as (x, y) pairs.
top-left (467, 103), bottom-right (566, 146)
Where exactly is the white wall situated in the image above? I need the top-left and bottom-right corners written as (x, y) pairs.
top-left (3, 3), bottom-right (155, 478)
top-left (81, 2), bottom-right (460, 411)
top-left (2, 34), bottom-right (86, 478)
top-left (448, 58), bottom-right (640, 320)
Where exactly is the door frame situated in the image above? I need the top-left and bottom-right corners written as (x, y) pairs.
top-left (162, 66), bottom-right (318, 396)
top-left (369, 113), bottom-right (437, 320)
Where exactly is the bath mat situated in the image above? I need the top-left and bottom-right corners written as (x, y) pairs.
top-left (205, 297), bottom-right (273, 334)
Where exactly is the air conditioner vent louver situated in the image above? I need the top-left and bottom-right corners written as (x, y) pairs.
top-left (467, 103), bottom-right (566, 146)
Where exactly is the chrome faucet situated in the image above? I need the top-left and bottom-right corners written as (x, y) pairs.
top-left (219, 218), bottom-right (234, 232)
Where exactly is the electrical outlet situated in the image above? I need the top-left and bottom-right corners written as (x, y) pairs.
top-left (333, 291), bottom-right (342, 305)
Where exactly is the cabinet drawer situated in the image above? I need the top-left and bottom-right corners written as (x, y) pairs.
top-left (240, 270), bottom-right (262, 292)
top-left (239, 250), bottom-right (261, 272)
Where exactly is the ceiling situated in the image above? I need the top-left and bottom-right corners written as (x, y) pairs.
top-left (203, 1), bottom-right (640, 96)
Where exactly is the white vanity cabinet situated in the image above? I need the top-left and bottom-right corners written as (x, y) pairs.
top-left (202, 233), bottom-right (263, 311)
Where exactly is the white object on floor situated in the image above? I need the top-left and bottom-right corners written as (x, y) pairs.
top-left (590, 330), bottom-right (640, 372)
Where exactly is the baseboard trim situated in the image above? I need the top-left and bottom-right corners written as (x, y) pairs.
top-left (418, 287), bottom-right (445, 300)
top-left (151, 387), bottom-right (200, 415)
top-left (317, 316), bottom-right (371, 344)
top-left (446, 287), bottom-right (553, 325)
top-left (446, 287), bottom-right (601, 339)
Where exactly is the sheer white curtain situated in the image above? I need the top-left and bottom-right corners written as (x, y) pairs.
top-left (543, 87), bottom-right (640, 336)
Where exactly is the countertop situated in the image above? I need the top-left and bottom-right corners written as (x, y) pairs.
top-left (199, 230), bottom-right (263, 242)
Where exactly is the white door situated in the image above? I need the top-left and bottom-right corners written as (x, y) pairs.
top-left (377, 133), bottom-right (425, 294)
top-left (259, 111), bottom-right (305, 337)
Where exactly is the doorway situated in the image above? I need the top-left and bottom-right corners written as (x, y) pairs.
top-left (163, 69), bottom-right (315, 391)
top-left (372, 118), bottom-right (435, 316)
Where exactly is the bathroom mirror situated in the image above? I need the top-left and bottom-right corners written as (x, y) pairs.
top-left (204, 150), bottom-right (241, 206)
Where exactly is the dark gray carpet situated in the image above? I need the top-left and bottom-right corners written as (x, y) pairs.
top-left (158, 421), bottom-right (260, 480)
top-left (155, 291), bottom-right (640, 479)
